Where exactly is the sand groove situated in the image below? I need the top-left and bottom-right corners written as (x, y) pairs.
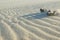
top-left (0, 8), bottom-right (60, 40)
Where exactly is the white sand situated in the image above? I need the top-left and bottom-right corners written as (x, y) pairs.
top-left (0, 1), bottom-right (60, 39)
top-left (0, 7), bottom-right (60, 40)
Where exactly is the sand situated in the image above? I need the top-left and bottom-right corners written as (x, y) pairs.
top-left (0, 0), bottom-right (60, 40)
top-left (0, 6), bottom-right (60, 40)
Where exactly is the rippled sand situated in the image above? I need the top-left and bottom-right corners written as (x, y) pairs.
top-left (0, 8), bottom-right (60, 40)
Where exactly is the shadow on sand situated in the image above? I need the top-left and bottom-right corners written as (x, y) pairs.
top-left (21, 12), bottom-right (48, 20)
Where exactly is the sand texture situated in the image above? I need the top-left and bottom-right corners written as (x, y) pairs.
top-left (0, 8), bottom-right (60, 40)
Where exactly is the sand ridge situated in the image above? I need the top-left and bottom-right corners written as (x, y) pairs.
top-left (0, 8), bottom-right (60, 40)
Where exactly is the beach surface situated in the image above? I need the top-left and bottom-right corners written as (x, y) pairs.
top-left (0, 1), bottom-right (60, 40)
